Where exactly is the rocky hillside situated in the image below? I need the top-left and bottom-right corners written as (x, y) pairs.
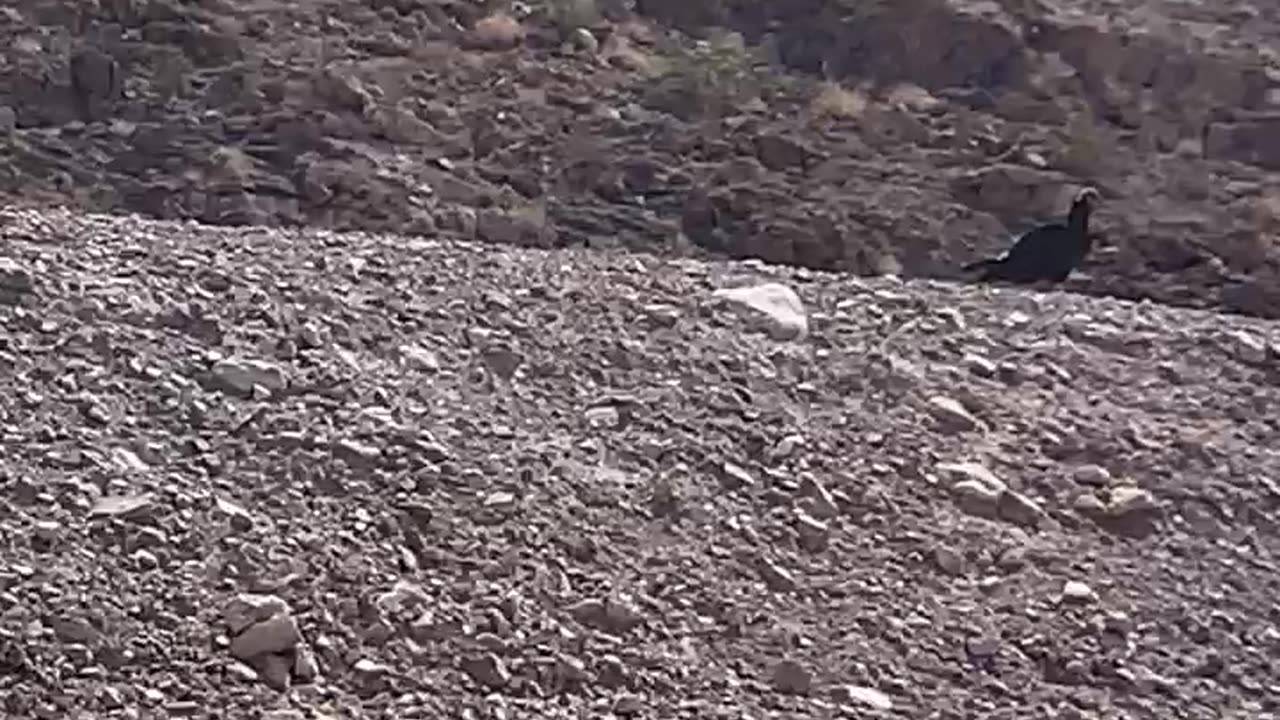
top-left (1, 208), bottom-right (1279, 718)
top-left (1, 0), bottom-right (1279, 316)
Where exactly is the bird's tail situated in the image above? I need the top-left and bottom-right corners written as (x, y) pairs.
top-left (962, 257), bottom-right (1000, 274)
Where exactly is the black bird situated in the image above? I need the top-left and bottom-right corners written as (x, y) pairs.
top-left (963, 186), bottom-right (1101, 284)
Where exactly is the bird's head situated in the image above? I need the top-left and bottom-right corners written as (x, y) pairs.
top-left (1067, 186), bottom-right (1101, 232)
top-left (1073, 186), bottom-right (1100, 208)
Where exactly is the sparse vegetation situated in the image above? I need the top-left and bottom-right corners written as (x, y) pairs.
top-left (642, 33), bottom-right (763, 119)
top-left (1058, 110), bottom-right (1107, 177)
top-left (469, 12), bottom-right (526, 50)
top-left (809, 81), bottom-right (869, 119)
top-left (547, 0), bottom-right (600, 38)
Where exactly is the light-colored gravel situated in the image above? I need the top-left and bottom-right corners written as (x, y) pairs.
top-left (1, 208), bottom-right (1278, 719)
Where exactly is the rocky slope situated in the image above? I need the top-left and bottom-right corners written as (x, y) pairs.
top-left (1, 208), bottom-right (1278, 718)
top-left (1, 0), bottom-right (1279, 317)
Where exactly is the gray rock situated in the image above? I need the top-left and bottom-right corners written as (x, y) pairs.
top-left (230, 613), bottom-right (303, 660)
top-left (771, 658), bottom-right (812, 695)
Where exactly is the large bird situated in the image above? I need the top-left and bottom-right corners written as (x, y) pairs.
top-left (963, 187), bottom-right (1101, 284)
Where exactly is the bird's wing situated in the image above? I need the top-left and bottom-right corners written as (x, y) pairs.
top-left (1005, 224), bottom-right (1065, 259)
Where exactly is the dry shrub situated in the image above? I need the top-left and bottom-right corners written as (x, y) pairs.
top-left (468, 13), bottom-right (525, 51)
top-left (477, 202), bottom-right (557, 247)
top-left (151, 47), bottom-right (195, 101)
top-left (1246, 190), bottom-right (1280, 235)
top-left (1057, 111), bottom-right (1106, 176)
top-left (643, 34), bottom-right (760, 119)
top-left (602, 34), bottom-right (655, 73)
top-left (206, 146), bottom-right (254, 187)
top-left (548, 0), bottom-right (599, 37)
top-left (810, 81), bottom-right (868, 119)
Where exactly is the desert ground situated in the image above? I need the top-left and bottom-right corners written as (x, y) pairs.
top-left (1, 0), bottom-right (1279, 717)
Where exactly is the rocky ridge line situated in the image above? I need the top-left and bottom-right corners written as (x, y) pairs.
top-left (1, 0), bottom-right (1279, 317)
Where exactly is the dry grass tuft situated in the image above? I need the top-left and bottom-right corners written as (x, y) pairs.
top-left (468, 12), bottom-right (525, 51)
top-left (810, 82), bottom-right (869, 119)
top-left (548, 0), bottom-right (599, 36)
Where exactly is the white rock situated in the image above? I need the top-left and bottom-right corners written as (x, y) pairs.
top-left (937, 462), bottom-right (1007, 494)
top-left (211, 358), bottom-right (287, 394)
top-left (88, 494), bottom-right (156, 521)
top-left (926, 396), bottom-right (984, 433)
top-left (836, 684), bottom-right (893, 710)
top-left (399, 344), bottom-right (441, 371)
top-left (1230, 330), bottom-right (1268, 365)
top-left (1061, 580), bottom-right (1096, 604)
top-left (712, 282), bottom-right (809, 341)
top-left (223, 594), bottom-right (291, 635)
top-left (1108, 486), bottom-right (1161, 516)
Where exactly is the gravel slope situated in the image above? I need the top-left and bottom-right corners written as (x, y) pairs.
top-left (1, 208), bottom-right (1278, 719)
